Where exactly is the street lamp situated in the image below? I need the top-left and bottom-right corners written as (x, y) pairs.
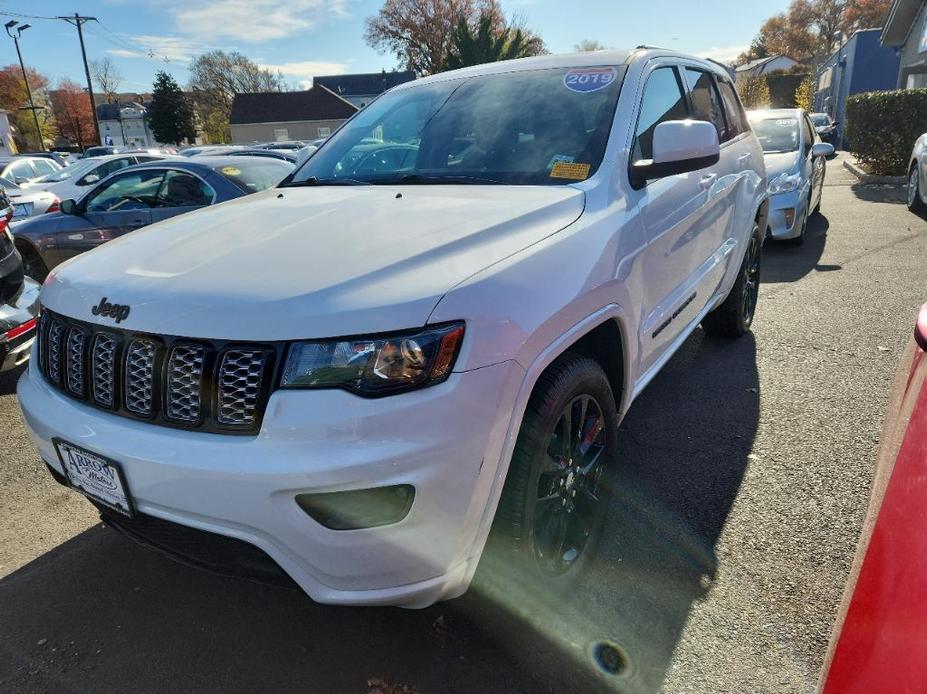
top-left (4, 20), bottom-right (44, 151)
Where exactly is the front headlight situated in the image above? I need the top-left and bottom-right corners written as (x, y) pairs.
top-left (768, 172), bottom-right (801, 194)
top-left (281, 322), bottom-right (465, 396)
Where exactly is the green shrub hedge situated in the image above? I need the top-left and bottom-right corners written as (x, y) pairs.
top-left (846, 89), bottom-right (927, 176)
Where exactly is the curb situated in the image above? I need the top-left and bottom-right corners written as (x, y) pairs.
top-left (842, 159), bottom-right (906, 185)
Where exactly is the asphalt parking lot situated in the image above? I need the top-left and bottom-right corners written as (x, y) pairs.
top-left (1, 155), bottom-right (924, 693)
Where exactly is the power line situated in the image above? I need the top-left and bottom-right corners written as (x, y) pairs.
top-left (0, 9), bottom-right (56, 21)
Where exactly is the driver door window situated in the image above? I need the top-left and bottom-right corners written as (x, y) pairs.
top-left (84, 170), bottom-right (165, 212)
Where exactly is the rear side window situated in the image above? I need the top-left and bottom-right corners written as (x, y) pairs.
top-left (214, 160), bottom-right (295, 193)
top-left (683, 68), bottom-right (728, 142)
top-left (31, 159), bottom-right (57, 176)
top-left (717, 79), bottom-right (748, 138)
top-left (633, 67), bottom-right (689, 162)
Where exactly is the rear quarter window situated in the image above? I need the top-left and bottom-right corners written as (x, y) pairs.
top-left (214, 161), bottom-right (295, 193)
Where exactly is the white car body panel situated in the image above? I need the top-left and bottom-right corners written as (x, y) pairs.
top-left (19, 48), bottom-right (769, 607)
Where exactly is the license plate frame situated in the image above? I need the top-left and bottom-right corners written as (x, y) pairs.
top-left (53, 438), bottom-right (135, 517)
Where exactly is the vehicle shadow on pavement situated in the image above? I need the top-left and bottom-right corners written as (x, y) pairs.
top-left (0, 363), bottom-right (24, 397)
top-left (762, 215), bottom-right (832, 283)
top-left (468, 329), bottom-right (760, 693)
top-left (0, 523), bottom-right (550, 694)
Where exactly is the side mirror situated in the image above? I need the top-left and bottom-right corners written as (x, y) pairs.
top-left (815, 125), bottom-right (827, 134)
top-left (14, 177), bottom-right (29, 185)
top-left (81, 174), bottom-right (99, 185)
top-left (59, 199), bottom-right (78, 215)
top-left (631, 120), bottom-right (720, 188)
top-left (812, 142), bottom-right (834, 158)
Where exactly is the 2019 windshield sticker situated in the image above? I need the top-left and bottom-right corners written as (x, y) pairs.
top-left (563, 67), bottom-right (617, 93)
top-left (550, 162), bottom-right (591, 180)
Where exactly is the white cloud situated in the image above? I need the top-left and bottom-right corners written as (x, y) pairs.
top-left (695, 45), bottom-right (748, 65)
top-left (259, 60), bottom-right (351, 87)
top-left (170, 0), bottom-right (350, 43)
top-left (105, 35), bottom-right (212, 63)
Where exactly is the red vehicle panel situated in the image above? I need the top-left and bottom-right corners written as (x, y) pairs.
top-left (821, 304), bottom-right (927, 693)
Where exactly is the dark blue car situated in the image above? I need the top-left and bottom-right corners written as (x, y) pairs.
top-left (12, 156), bottom-right (294, 281)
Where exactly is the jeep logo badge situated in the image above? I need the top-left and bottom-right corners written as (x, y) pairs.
top-left (91, 298), bottom-right (131, 323)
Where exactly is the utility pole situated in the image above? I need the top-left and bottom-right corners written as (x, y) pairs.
top-left (4, 21), bottom-right (43, 151)
top-left (57, 14), bottom-right (101, 147)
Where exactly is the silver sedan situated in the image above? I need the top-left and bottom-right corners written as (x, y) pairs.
top-left (748, 108), bottom-right (834, 245)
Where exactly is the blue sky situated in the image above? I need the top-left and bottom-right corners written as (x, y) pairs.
top-left (0, 0), bottom-right (791, 92)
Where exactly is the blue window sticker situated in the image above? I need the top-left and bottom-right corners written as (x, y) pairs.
top-left (547, 154), bottom-right (575, 171)
top-left (563, 67), bottom-right (618, 93)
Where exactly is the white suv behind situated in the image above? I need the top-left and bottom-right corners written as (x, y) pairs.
top-left (19, 49), bottom-right (768, 607)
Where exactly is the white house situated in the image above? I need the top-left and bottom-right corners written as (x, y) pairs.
top-left (96, 102), bottom-right (163, 148)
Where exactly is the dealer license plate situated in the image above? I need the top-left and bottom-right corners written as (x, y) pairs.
top-left (55, 440), bottom-right (133, 516)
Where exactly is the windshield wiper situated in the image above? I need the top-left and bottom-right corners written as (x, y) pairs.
top-left (282, 176), bottom-right (371, 187)
top-left (382, 173), bottom-right (504, 185)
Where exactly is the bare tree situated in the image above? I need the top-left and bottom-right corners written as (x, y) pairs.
top-left (91, 57), bottom-right (123, 100)
top-left (574, 39), bottom-right (608, 52)
top-left (187, 50), bottom-right (287, 143)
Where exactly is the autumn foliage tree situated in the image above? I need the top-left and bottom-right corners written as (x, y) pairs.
top-left (48, 79), bottom-right (97, 150)
top-left (0, 64), bottom-right (51, 150)
top-left (736, 0), bottom-right (892, 68)
top-left (365, 0), bottom-right (544, 75)
top-left (738, 75), bottom-right (772, 109)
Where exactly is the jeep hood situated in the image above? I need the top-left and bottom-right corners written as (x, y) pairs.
top-left (42, 185), bottom-right (585, 340)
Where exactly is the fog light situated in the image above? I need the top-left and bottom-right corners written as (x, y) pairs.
top-left (296, 485), bottom-right (415, 530)
top-left (784, 208), bottom-right (796, 228)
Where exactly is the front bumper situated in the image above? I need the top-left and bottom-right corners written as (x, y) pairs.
top-left (0, 277), bottom-right (39, 372)
top-left (18, 355), bottom-right (525, 607)
top-left (766, 188), bottom-right (806, 240)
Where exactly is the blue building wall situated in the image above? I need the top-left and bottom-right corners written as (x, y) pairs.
top-left (814, 29), bottom-right (900, 148)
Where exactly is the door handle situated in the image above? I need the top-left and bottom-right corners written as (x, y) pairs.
top-left (699, 173), bottom-right (718, 189)
top-left (737, 153), bottom-right (752, 163)
top-left (127, 220), bottom-right (146, 228)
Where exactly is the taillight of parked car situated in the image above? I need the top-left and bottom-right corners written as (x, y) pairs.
top-left (0, 207), bottom-right (11, 233)
top-left (916, 303), bottom-right (927, 352)
top-left (46, 197), bottom-right (60, 214)
top-left (3, 317), bottom-right (36, 341)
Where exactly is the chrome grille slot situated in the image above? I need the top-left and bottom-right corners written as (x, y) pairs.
top-left (217, 350), bottom-right (265, 426)
top-left (65, 328), bottom-right (87, 395)
top-left (92, 333), bottom-right (117, 406)
top-left (124, 339), bottom-right (157, 416)
top-left (46, 320), bottom-right (64, 385)
top-left (166, 344), bottom-right (206, 422)
top-left (37, 309), bottom-right (276, 434)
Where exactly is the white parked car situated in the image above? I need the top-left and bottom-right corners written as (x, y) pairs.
top-left (25, 153), bottom-right (175, 201)
top-left (19, 49), bottom-right (768, 607)
top-left (907, 134), bottom-right (927, 214)
top-left (0, 155), bottom-right (62, 186)
top-left (0, 178), bottom-right (60, 223)
top-left (748, 109), bottom-right (833, 245)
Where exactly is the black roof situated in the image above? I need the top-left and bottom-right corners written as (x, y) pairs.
top-left (313, 71), bottom-right (416, 97)
top-left (96, 101), bottom-right (150, 120)
top-left (230, 87), bottom-right (357, 125)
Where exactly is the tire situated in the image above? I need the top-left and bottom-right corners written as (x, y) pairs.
top-left (812, 173), bottom-right (824, 216)
top-left (907, 164), bottom-right (926, 214)
top-left (16, 243), bottom-right (48, 283)
top-left (788, 198), bottom-right (810, 246)
top-left (701, 223), bottom-right (761, 338)
top-left (488, 354), bottom-right (618, 590)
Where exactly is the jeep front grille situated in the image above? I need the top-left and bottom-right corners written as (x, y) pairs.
top-left (38, 309), bottom-right (278, 434)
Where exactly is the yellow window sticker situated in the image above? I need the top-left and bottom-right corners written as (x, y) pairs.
top-left (220, 166), bottom-right (241, 176)
top-left (550, 161), bottom-right (591, 180)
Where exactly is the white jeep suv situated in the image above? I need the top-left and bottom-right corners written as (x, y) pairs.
top-left (18, 49), bottom-right (767, 607)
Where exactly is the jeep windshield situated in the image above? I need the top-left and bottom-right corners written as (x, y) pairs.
top-left (286, 66), bottom-right (625, 187)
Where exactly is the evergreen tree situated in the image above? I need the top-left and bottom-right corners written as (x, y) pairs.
top-left (147, 71), bottom-right (195, 146)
